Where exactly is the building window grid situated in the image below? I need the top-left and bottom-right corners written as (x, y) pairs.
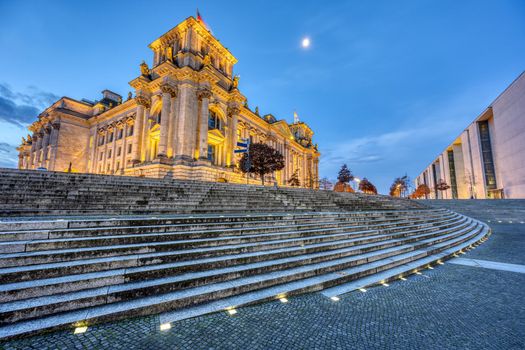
top-left (447, 150), bottom-right (458, 199)
top-left (477, 121), bottom-right (497, 190)
top-left (431, 164), bottom-right (438, 198)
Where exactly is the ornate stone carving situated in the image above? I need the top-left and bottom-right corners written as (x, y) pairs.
top-left (140, 61), bottom-right (150, 77)
top-left (125, 115), bottom-right (135, 124)
top-left (127, 91), bottom-right (133, 101)
top-left (232, 75), bottom-right (239, 89)
top-left (166, 46), bottom-right (173, 62)
top-left (160, 84), bottom-right (178, 98)
top-left (203, 54), bottom-right (211, 66)
top-left (135, 95), bottom-right (151, 108)
top-left (227, 105), bottom-right (240, 117)
top-left (197, 88), bottom-right (212, 100)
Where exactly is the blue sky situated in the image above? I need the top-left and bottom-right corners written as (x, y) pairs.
top-left (0, 0), bottom-right (524, 193)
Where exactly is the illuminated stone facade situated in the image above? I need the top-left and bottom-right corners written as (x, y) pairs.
top-left (416, 71), bottom-right (525, 199)
top-left (17, 17), bottom-right (320, 187)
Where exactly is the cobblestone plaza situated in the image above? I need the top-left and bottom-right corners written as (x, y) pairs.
top-left (2, 200), bottom-right (524, 350)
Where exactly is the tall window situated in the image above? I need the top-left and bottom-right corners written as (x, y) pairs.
top-left (154, 112), bottom-right (162, 125)
top-left (208, 111), bottom-right (223, 132)
top-left (117, 128), bottom-right (123, 140)
top-left (127, 125), bottom-right (134, 137)
top-left (108, 132), bottom-right (114, 143)
top-left (447, 150), bottom-right (458, 199)
top-left (478, 121), bottom-right (497, 190)
top-left (207, 144), bottom-right (216, 163)
top-left (431, 163), bottom-right (438, 198)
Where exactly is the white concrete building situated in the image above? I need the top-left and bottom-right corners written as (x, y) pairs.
top-left (416, 71), bottom-right (525, 199)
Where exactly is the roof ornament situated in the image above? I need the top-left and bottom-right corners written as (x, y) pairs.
top-left (203, 54), bottom-right (211, 66)
top-left (294, 111), bottom-right (299, 124)
top-left (166, 46), bottom-right (173, 63)
top-left (232, 75), bottom-right (240, 90)
top-left (140, 61), bottom-right (150, 78)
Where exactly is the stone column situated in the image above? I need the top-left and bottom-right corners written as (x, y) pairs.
top-left (35, 131), bottom-right (43, 166)
top-left (132, 96), bottom-right (150, 164)
top-left (42, 127), bottom-right (51, 162)
top-left (226, 105), bottom-right (240, 167)
top-left (283, 143), bottom-right (289, 184)
top-left (121, 122), bottom-right (128, 170)
top-left (48, 123), bottom-right (60, 171)
top-left (158, 84), bottom-right (177, 158)
top-left (175, 83), bottom-right (197, 161)
top-left (302, 155), bottom-right (307, 187)
top-left (88, 127), bottom-right (97, 173)
top-left (29, 134), bottom-right (36, 169)
top-left (167, 93), bottom-right (178, 158)
top-left (95, 129), bottom-right (103, 173)
top-left (24, 153), bottom-right (30, 169)
top-left (111, 125), bottom-right (118, 172)
top-left (142, 109), bottom-right (151, 162)
top-left (197, 88), bottom-right (211, 160)
top-left (102, 130), bottom-right (109, 173)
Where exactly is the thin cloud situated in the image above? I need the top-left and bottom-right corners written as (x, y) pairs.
top-left (0, 83), bottom-right (59, 127)
top-left (0, 142), bottom-right (18, 168)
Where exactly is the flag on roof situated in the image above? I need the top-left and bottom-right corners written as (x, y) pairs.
top-left (196, 9), bottom-right (212, 33)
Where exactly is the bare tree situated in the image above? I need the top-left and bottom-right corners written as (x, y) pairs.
top-left (319, 177), bottom-right (333, 190)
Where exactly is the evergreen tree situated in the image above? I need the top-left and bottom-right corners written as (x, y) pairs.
top-left (337, 164), bottom-right (353, 183)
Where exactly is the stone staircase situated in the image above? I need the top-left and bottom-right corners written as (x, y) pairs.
top-left (0, 168), bottom-right (422, 217)
top-left (0, 169), bottom-right (490, 339)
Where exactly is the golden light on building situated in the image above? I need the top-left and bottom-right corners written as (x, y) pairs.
top-left (17, 16), bottom-right (320, 189)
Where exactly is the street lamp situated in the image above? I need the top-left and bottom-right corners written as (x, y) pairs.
top-left (354, 177), bottom-right (361, 192)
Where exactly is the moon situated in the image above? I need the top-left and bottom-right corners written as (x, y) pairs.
top-left (301, 37), bottom-right (310, 48)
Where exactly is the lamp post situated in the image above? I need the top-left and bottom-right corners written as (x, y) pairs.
top-left (353, 177), bottom-right (361, 192)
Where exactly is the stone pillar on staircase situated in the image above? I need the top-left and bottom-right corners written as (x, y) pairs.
top-left (35, 131), bottom-right (43, 166)
top-left (132, 95), bottom-right (150, 164)
top-left (48, 122), bottom-right (60, 171)
top-left (167, 91), bottom-right (178, 158)
top-left (158, 82), bottom-right (177, 159)
top-left (226, 104), bottom-right (240, 167)
top-left (110, 123), bottom-right (118, 172)
top-left (197, 87), bottom-right (212, 161)
top-left (29, 133), bottom-right (36, 169)
top-left (41, 126), bottom-right (51, 164)
top-left (174, 82), bottom-right (198, 162)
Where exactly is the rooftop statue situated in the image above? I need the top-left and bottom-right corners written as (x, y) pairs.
top-left (232, 75), bottom-right (239, 89)
top-left (140, 61), bottom-right (150, 77)
top-left (203, 54), bottom-right (211, 66)
top-left (166, 46), bottom-right (173, 62)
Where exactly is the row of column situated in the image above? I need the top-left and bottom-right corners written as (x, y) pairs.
top-left (90, 121), bottom-right (133, 174)
top-left (25, 123), bottom-right (60, 170)
top-left (130, 83), bottom-right (240, 166)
